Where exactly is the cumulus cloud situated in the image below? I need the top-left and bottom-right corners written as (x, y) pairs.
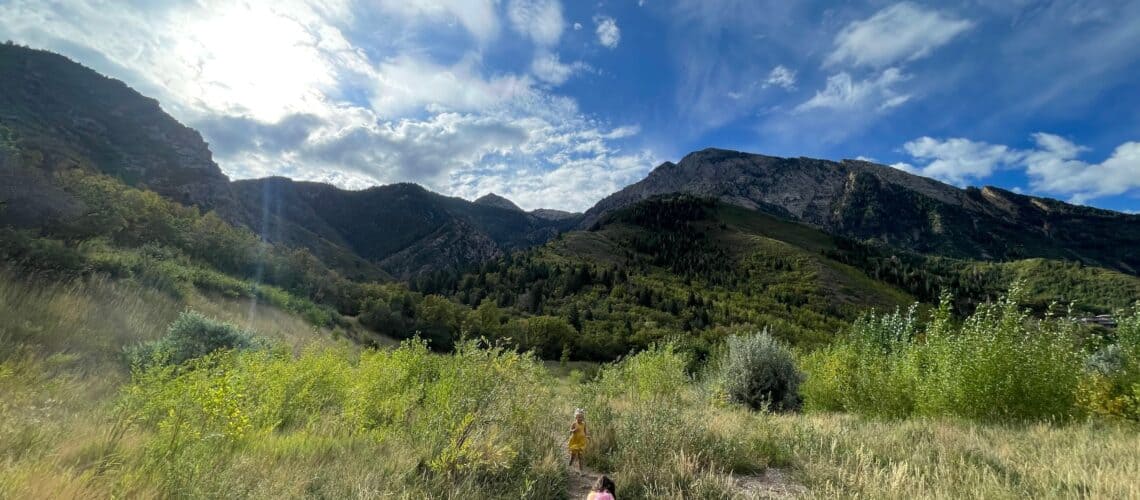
top-left (594, 16), bottom-right (620, 48)
top-left (826, 2), bottom-right (973, 69)
top-left (1023, 133), bottom-right (1140, 203)
top-left (897, 134), bottom-right (1140, 204)
top-left (797, 68), bottom-right (910, 112)
top-left (450, 147), bottom-right (656, 212)
top-left (508, 0), bottom-right (564, 47)
top-left (369, 54), bottom-right (535, 118)
top-left (762, 65), bottom-right (797, 90)
top-left (900, 136), bottom-right (1023, 185)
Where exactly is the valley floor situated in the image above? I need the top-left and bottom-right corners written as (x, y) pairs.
top-left (2, 275), bottom-right (1139, 499)
top-left (4, 371), bottom-right (1138, 499)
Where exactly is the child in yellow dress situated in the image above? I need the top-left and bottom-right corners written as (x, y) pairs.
top-left (568, 408), bottom-right (588, 472)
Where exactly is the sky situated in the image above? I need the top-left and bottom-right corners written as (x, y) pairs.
top-left (1, 0), bottom-right (1139, 213)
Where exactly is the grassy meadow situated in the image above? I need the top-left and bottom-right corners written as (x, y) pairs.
top-left (3, 272), bottom-right (1140, 499)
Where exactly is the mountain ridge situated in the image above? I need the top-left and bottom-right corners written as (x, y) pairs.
top-left (585, 148), bottom-right (1140, 275)
top-left (0, 44), bottom-right (575, 279)
top-left (3, 44), bottom-right (1138, 284)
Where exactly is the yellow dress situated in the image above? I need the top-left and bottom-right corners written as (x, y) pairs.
top-left (568, 421), bottom-right (587, 453)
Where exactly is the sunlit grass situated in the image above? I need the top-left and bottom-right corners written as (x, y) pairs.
top-left (2, 273), bottom-right (1139, 499)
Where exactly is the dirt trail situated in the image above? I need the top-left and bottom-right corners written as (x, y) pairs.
top-left (566, 466), bottom-right (602, 498)
top-left (564, 467), bottom-right (804, 499)
top-left (734, 468), bottom-right (806, 499)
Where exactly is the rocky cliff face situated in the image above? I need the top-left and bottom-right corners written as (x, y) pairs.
top-left (586, 148), bottom-right (1140, 274)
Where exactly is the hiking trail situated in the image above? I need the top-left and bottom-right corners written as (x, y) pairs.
top-left (564, 466), bottom-right (805, 498)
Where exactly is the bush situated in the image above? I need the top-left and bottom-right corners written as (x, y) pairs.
top-left (126, 310), bottom-right (267, 367)
top-left (1077, 304), bottom-right (1140, 421)
top-left (121, 339), bottom-right (562, 497)
top-left (801, 285), bottom-right (1087, 422)
top-left (720, 329), bottom-right (802, 411)
top-left (573, 344), bottom-right (777, 498)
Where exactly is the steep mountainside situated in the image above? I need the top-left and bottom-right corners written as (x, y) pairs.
top-left (0, 43), bottom-right (237, 218)
top-left (419, 195), bottom-right (1139, 358)
top-left (417, 195), bottom-right (915, 352)
top-left (586, 148), bottom-right (1140, 274)
top-left (230, 178), bottom-right (577, 279)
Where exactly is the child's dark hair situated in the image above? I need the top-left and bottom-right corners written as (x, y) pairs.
top-left (592, 475), bottom-right (616, 494)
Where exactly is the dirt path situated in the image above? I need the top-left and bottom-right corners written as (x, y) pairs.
top-left (564, 467), bottom-right (804, 499)
top-left (734, 468), bottom-right (806, 499)
top-left (566, 465), bottom-right (602, 498)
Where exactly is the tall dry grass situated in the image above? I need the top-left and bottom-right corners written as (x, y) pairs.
top-left (0, 271), bottom-right (352, 498)
top-left (3, 273), bottom-right (1140, 499)
top-left (771, 413), bottom-right (1140, 499)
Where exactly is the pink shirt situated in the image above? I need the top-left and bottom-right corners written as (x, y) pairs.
top-left (587, 492), bottom-right (614, 500)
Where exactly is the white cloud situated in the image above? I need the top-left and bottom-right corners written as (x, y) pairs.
top-left (825, 2), bottom-right (973, 69)
top-left (901, 136), bottom-right (1023, 185)
top-left (530, 51), bottom-right (587, 85)
top-left (0, 0), bottom-right (363, 123)
top-left (594, 16), bottom-right (621, 49)
top-left (890, 162), bottom-right (919, 174)
top-left (762, 65), bottom-right (797, 90)
top-left (1023, 133), bottom-right (1140, 203)
top-left (796, 68), bottom-right (910, 112)
top-left (369, 54), bottom-right (536, 118)
top-left (897, 134), bottom-right (1140, 204)
top-left (508, 0), bottom-right (565, 47)
top-left (573, 22), bottom-right (582, 30)
top-left (376, 0), bottom-right (501, 44)
top-left (450, 146), bottom-right (656, 212)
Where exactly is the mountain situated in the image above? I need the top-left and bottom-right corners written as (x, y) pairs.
top-left (0, 43), bottom-right (237, 220)
top-left (0, 44), bottom-right (573, 279)
top-left (474, 193), bottom-right (584, 222)
top-left (419, 195), bottom-right (915, 352)
top-left (586, 148), bottom-right (1140, 275)
top-left (418, 194), bottom-right (1139, 359)
top-left (230, 178), bottom-right (578, 279)
top-left (530, 208), bottom-right (581, 221)
top-left (4, 43), bottom-right (1138, 291)
top-left (474, 193), bottom-right (524, 212)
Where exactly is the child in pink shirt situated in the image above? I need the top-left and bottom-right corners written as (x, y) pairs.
top-left (587, 475), bottom-right (616, 500)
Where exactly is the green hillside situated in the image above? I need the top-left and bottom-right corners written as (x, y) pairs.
top-left (415, 196), bottom-right (911, 354)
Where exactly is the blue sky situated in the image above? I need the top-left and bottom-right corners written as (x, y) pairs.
top-left (2, 0), bottom-right (1139, 212)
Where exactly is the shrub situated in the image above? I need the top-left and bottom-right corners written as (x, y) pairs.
top-left (801, 284), bottom-right (1086, 422)
top-left (126, 310), bottom-right (267, 367)
top-left (720, 329), bottom-right (802, 411)
top-left (121, 339), bottom-right (562, 498)
top-left (1076, 303), bottom-right (1140, 421)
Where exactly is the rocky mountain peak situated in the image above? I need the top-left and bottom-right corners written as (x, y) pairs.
top-left (583, 148), bottom-right (1140, 274)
